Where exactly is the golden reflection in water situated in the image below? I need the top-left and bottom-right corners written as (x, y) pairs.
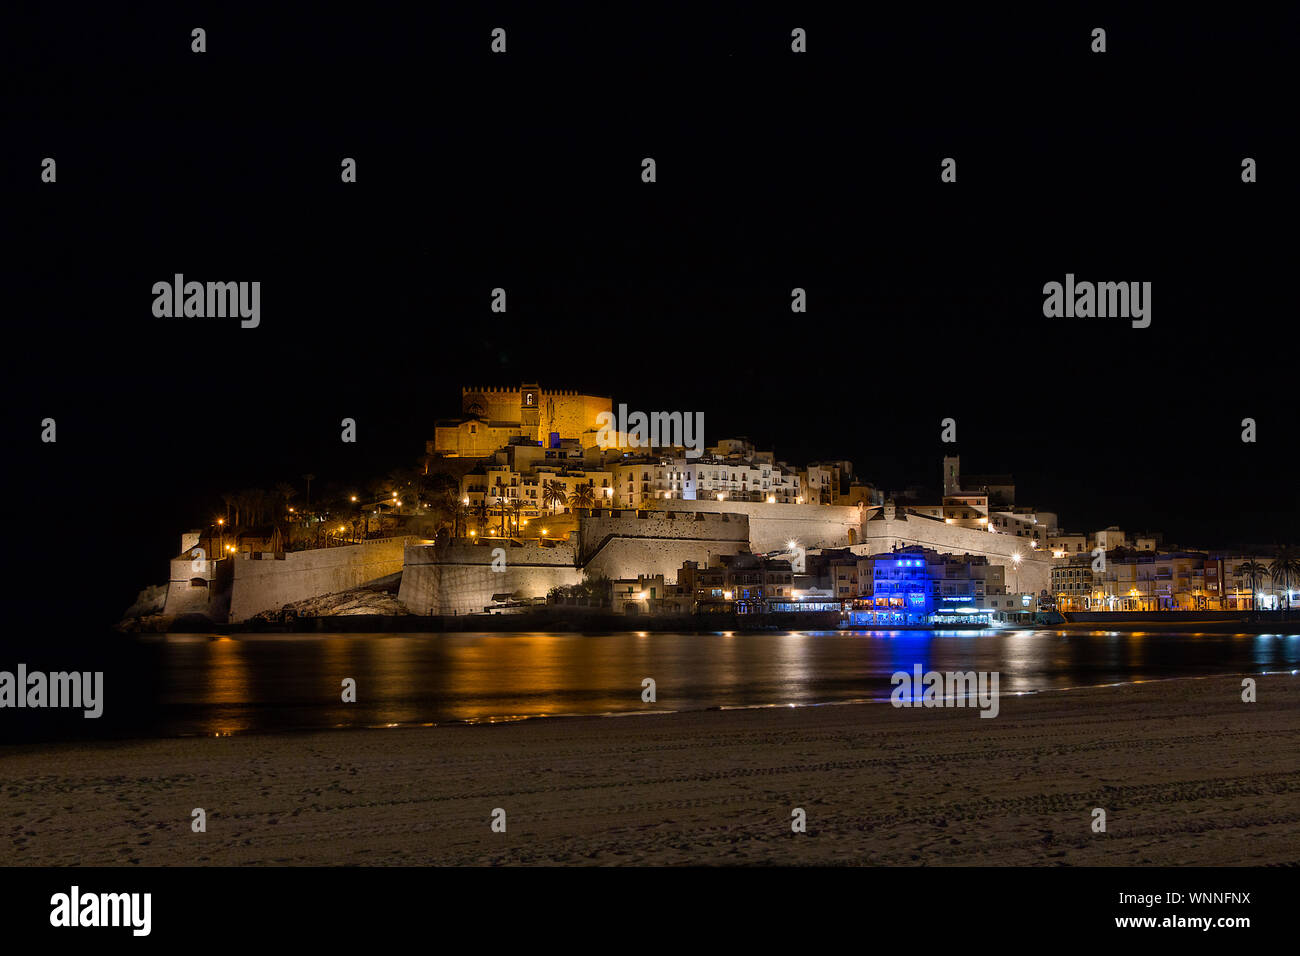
top-left (419, 633), bottom-right (635, 722)
top-left (203, 637), bottom-right (250, 736)
top-left (774, 631), bottom-right (811, 699)
top-left (1001, 627), bottom-right (1038, 687)
top-left (362, 636), bottom-right (429, 727)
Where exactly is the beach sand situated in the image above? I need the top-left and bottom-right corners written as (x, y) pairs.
top-left (2, 674), bottom-right (1298, 866)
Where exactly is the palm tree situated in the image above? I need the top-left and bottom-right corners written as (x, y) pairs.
top-left (451, 497), bottom-right (468, 540)
top-left (220, 492), bottom-right (234, 526)
top-left (237, 489), bottom-right (262, 525)
top-left (472, 498), bottom-right (489, 537)
top-left (1269, 546), bottom-right (1300, 617)
top-left (543, 480), bottom-right (567, 515)
top-left (275, 482), bottom-right (297, 516)
top-left (1238, 560), bottom-right (1268, 619)
top-left (302, 473), bottom-right (316, 509)
top-left (568, 484), bottom-right (596, 513)
top-left (367, 478), bottom-right (393, 504)
top-left (489, 479), bottom-right (508, 537)
top-left (389, 466), bottom-right (429, 508)
top-left (508, 498), bottom-right (525, 537)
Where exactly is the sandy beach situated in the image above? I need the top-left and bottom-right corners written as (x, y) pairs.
top-left (2, 674), bottom-right (1297, 866)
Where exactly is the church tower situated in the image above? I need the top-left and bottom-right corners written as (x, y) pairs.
top-left (519, 383), bottom-right (541, 439)
top-left (943, 455), bottom-right (961, 496)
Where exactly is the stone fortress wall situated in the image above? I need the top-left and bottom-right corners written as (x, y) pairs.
top-left (578, 509), bottom-right (751, 581)
top-left (656, 499), bottom-right (862, 552)
top-left (226, 536), bottom-right (414, 622)
top-left (461, 386), bottom-right (610, 442)
top-left (169, 496), bottom-right (1051, 623)
top-left (399, 540), bottom-right (583, 616)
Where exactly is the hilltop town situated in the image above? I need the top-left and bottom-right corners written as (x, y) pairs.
top-left (122, 382), bottom-right (1298, 630)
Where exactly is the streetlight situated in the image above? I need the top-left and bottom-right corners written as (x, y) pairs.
top-left (1011, 550), bottom-right (1022, 594)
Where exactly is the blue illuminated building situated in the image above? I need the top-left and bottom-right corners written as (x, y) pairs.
top-left (846, 546), bottom-right (996, 626)
top-left (849, 548), bottom-right (934, 625)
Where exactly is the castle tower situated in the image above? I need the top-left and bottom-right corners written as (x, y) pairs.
top-left (520, 383), bottom-right (541, 438)
top-left (943, 456), bottom-right (961, 496)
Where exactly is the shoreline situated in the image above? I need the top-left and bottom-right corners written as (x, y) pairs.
top-left (3, 674), bottom-right (1297, 866)
top-left (123, 614), bottom-right (1300, 636)
top-left (8, 669), bottom-right (1289, 745)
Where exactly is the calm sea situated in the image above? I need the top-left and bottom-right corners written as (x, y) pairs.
top-left (3, 629), bottom-right (1298, 741)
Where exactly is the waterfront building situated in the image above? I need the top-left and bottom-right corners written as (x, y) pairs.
top-left (688, 554), bottom-right (797, 615)
top-left (847, 547), bottom-right (934, 625)
top-left (611, 574), bottom-right (667, 615)
top-left (1052, 554), bottom-right (1094, 611)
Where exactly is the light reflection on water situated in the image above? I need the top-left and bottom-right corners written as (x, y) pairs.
top-left (142, 629), bottom-right (1300, 738)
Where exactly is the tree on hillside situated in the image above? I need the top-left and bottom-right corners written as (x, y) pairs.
top-left (568, 484), bottom-right (596, 513)
top-left (275, 482), bottom-right (297, 516)
top-left (543, 480), bottom-right (567, 515)
top-left (472, 498), bottom-right (489, 537)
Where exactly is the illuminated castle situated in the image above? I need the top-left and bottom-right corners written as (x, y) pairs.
top-left (430, 383), bottom-right (612, 458)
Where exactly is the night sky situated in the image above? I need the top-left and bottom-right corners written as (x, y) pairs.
top-left (3, 7), bottom-right (1295, 627)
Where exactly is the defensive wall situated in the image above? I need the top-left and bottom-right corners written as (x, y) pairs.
top-left (399, 540), bottom-right (582, 616)
top-left (577, 509), bottom-right (751, 581)
top-left (226, 536), bottom-right (415, 622)
top-left (656, 499), bottom-right (861, 552)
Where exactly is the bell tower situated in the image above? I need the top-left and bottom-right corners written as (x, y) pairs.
top-left (520, 383), bottom-right (541, 439)
top-left (943, 455), bottom-right (961, 496)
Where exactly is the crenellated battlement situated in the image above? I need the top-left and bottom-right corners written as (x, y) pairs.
top-left (462, 385), bottom-right (588, 398)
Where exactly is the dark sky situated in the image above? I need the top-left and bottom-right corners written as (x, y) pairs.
top-left (3, 7), bottom-right (1296, 626)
